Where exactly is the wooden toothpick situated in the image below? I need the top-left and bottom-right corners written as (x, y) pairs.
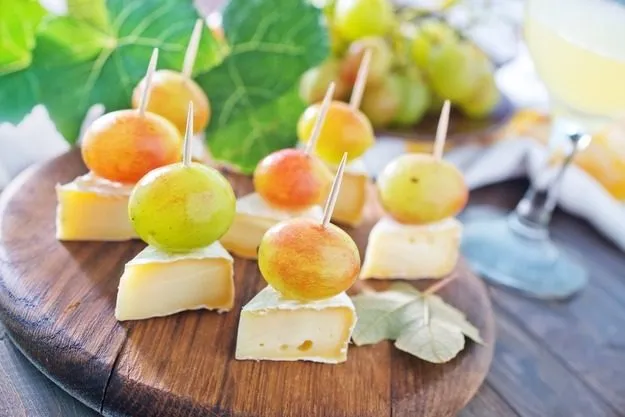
top-left (305, 82), bottom-right (335, 156)
top-left (138, 48), bottom-right (159, 117)
top-left (433, 100), bottom-right (451, 160)
top-left (349, 49), bottom-right (372, 110)
top-left (182, 19), bottom-right (203, 78)
top-left (321, 152), bottom-right (348, 228)
top-left (183, 101), bottom-right (194, 166)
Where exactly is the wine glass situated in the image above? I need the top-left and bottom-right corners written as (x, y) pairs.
top-left (460, 0), bottom-right (625, 299)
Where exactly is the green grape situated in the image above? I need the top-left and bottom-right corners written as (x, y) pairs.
top-left (340, 37), bottom-right (393, 86)
top-left (410, 19), bottom-right (458, 69)
top-left (299, 59), bottom-right (350, 104)
top-left (129, 162), bottom-right (236, 253)
top-left (460, 75), bottom-right (500, 118)
top-left (427, 40), bottom-right (483, 103)
top-left (334, 0), bottom-right (394, 41)
top-left (329, 22), bottom-right (350, 56)
top-left (393, 68), bottom-right (431, 126)
top-left (457, 48), bottom-right (501, 118)
top-left (427, 92), bottom-right (446, 115)
top-left (377, 154), bottom-right (468, 224)
top-left (360, 73), bottom-right (403, 127)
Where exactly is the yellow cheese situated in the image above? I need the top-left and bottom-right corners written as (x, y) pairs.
top-left (235, 286), bottom-right (357, 364)
top-left (360, 216), bottom-right (462, 280)
top-left (115, 242), bottom-right (234, 321)
top-left (327, 158), bottom-right (370, 227)
top-left (221, 193), bottom-right (323, 259)
top-left (56, 173), bottom-right (138, 241)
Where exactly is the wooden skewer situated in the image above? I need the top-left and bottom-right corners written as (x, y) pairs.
top-left (138, 48), bottom-right (159, 117)
top-left (422, 274), bottom-right (457, 297)
top-left (182, 19), bottom-right (203, 79)
top-left (433, 100), bottom-right (451, 160)
top-left (321, 152), bottom-right (348, 228)
top-left (349, 49), bottom-right (372, 110)
top-left (183, 101), bottom-right (194, 166)
top-left (305, 82), bottom-right (335, 156)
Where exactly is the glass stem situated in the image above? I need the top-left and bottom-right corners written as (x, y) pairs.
top-left (509, 130), bottom-right (587, 239)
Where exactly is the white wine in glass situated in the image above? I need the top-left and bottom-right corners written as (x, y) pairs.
top-left (461, 0), bottom-right (625, 299)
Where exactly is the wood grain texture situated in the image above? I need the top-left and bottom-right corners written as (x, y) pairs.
top-left (0, 150), bottom-right (494, 417)
top-left (468, 182), bottom-right (625, 417)
top-left (0, 323), bottom-right (99, 417)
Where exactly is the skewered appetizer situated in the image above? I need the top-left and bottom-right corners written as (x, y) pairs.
top-left (361, 101), bottom-right (468, 279)
top-left (131, 20), bottom-right (211, 136)
top-left (297, 51), bottom-right (375, 227)
top-left (220, 85), bottom-right (337, 259)
top-left (56, 49), bottom-right (182, 241)
top-left (236, 154), bottom-right (359, 364)
top-left (115, 103), bottom-right (236, 321)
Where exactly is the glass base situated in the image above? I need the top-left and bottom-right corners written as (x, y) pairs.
top-left (460, 207), bottom-right (588, 300)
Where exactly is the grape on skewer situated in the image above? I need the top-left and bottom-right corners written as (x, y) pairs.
top-left (81, 48), bottom-right (182, 184)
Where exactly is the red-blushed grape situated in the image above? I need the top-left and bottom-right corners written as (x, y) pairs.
top-left (81, 110), bottom-right (182, 184)
top-left (254, 149), bottom-right (333, 211)
top-left (132, 70), bottom-right (210, 134)
top-left (258, 218), bottom-right (360, 301)
top-left (297, 101), bottom-right (374, 164)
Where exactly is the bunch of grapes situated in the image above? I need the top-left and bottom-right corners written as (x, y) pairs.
top-left (299, 0), bottom-right (501, 128)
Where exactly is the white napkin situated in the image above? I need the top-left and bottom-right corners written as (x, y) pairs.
top-left (0, 106), bottom-right (70, 189)
top-left (446, 139), bottom-right (625, 252)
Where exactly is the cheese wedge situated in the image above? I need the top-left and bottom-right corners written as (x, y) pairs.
top-left (235, 286), bottom-right (357, 364)
top-left (328, 158), bottom-right (370, 227)
top-left (56, 173), bottom-right (138, 241)
top-left (360, 216), bottom-right (462, 280)
top-left (220, 193), bottom-right (323, 259)
top-left (115, 242), bottom-right (234, 321)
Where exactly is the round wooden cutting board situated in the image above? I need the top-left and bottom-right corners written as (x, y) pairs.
top-left (0, 150), bottom-right (495, 417)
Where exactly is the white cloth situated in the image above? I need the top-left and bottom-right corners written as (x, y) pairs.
top-left (447, 139), bottom-right (625, 252)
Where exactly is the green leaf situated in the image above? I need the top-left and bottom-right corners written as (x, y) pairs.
top-left (351, 289), bottom-right (419, 345)
top-left (350, 283), bottom-right (483, 363)
top-left (0, 0), bottom-right (220, 141)
top-left (197, 0), bottom-right (330, 173)
top-left (67, 0), bottom-right (111, 34)
top-left (0, 0), bottom-right (46, 74)
top-left (395, 318), bottom-right (465, 364)
top-left (0, 67), bottom-right (39, 124)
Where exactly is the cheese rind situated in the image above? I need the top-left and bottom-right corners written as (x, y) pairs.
top-left (220, 193), bottom-right (323, 259)
top-left (328, 158), bottom-right (369, 227)
top-left (56, 173), bottom-right (138, 241)
top-left (115, 242), bottom-right (234, 321)
top-left (360, 216), bottom-right (462, 280)
top-left (235, 286), bottom-right (357, 364)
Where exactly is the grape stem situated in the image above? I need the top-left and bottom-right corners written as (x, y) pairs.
top-left (183, 101), bottom-right (194, 166)
top-left (305, 82), bottom-right (335, 155)
top-left (321, 152), bottom-right (348, 228)
top-left (433, 100), bottom-right (451, 160)
top-left (349, 49), bottom-right (372, 110)
top-left (138, 48), bottom-right (159, 118)
top-left (422, 274), bottom-right (456, 297)
top-left (182, 19), bottom-right (203, 79)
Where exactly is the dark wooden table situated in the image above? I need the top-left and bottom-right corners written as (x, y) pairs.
top-left (1, 178), bottom-right (624, 417)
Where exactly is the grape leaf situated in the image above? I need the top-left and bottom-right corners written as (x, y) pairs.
top-left (196, 0), bottom-right (330, 173)
top-left (67, 0), bottom-right (111, 34)
top-left (0, 0), bottom-right (46, 74)
top-left (0, 0), bottom-right (220, 142)
top-left (350, 283), bottom-right (483, 363)
top-left (395, 317), bottom-right (465, 363)
top-left (352, 288), bottom-right (421, 345)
